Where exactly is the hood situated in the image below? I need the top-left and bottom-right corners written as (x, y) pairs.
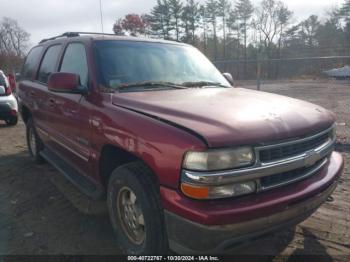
top-left (112, 88), bottom-right (334, 148)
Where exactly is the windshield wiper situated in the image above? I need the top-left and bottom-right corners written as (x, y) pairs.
top-left (181, 81), bottom-right (228, 88)
top-left (118, 81), bottom-right (187, 90)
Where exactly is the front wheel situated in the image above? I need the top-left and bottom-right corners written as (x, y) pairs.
top-left (26, 118), bottom-right (45, 164)
top-left (107, 162), bottom-right (168, 254)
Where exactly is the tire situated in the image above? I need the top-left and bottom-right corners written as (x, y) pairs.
top-left (107, 162), bottom-right (168, 254)
top-left (26, 118), bottom-right (45, 164)
top-left (5, 116), bottom-right (18, 126)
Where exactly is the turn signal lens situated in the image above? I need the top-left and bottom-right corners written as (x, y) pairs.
top-left (181, 183), bottom-right (209, 199)
top-left (181, 181), bottom-right (256, 200)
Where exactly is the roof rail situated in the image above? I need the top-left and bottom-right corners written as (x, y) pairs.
top-left (39, 32), bottom-right (117, 44)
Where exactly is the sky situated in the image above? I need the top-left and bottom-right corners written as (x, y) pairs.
top-left (0, 0), bottom-right (346, 48)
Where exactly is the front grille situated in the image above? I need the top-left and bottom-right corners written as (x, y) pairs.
top-left (259, 131), bottom-right (331, 162)
top-left (260, 158), bottom-right (326, 190)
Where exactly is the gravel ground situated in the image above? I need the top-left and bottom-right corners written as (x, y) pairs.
top-left (0, 79), bottom-right (349, 259)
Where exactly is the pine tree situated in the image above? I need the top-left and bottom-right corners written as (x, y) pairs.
top-left (217, 0), bottom-right (232, 58)
top-left (150, 0), bottom-right (173, 39)
top-left (235, 0), bottom-right (254, 77)
top-left (169, 0), bottom-right (183, 41)
top-left (205, 0), bottom-right (219, 60)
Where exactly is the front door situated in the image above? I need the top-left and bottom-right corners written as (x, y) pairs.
top-left (46, 42), bottom-right (91, 176)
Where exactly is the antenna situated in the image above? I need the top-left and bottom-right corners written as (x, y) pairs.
top-left (99, 0), bottom-right (104, 33)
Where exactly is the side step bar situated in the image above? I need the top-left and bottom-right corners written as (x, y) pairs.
top-left (40, 148), bottom-right (105, 200)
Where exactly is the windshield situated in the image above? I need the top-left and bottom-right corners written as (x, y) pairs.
top-left (94, 40), bottom-right (230, 89)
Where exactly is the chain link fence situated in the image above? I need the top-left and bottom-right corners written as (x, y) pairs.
top-left (214, 56), bottom-right (350, 89)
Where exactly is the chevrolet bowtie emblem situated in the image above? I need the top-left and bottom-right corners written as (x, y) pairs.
top-left (304, 150), bottom-right (320, 167)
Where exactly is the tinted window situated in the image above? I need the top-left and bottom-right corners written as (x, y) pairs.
top-left (22, 46), bottom-right (43, 80)
top-left (38, 45), bottom-right (61, 84)
top-left (60, 43), bottom-right (88, 86)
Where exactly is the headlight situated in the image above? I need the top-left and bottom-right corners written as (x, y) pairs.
top-left (181, 181), bottom-right (256, 199)
top-left (183, 147), bottom-right (254, 171)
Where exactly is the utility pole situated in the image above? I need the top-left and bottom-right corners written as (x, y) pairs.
top-left (99, 0), bottom-right (104, 33)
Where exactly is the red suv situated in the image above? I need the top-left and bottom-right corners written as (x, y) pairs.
top-left (18, 32), bottom-right (343, 254)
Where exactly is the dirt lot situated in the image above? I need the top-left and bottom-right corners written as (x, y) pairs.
top-left (0, 79), bottom-right (349, 259)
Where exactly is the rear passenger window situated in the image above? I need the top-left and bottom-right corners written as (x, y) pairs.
top-left (22, 46), bottom-right (43, 80)
top-left (60, 43), bottom-right (88, 87)
top-left (38, 45), bottom-right (61, 84)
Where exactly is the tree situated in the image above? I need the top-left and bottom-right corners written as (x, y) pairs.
top-left (0, 17), bottom-right (30, 72)
top-left (199, 4), bottom-right (208, 52)
top-left (121, 14), bottom-right (146, 36)
top-left (113, 19), bottom-right (124, 35)
top-left (217, 0), bottom-right (232, 58)
top-left (0, 17), bottom-right (30, 57)
top-left (205, 0), bottom-right (219, 59)
top-left (315, 8), bottom-right (345, 56)
top-left (299, 15), bottom-right (320, 48)
top-left (341, 0), bottom-right (350, 41)
top-left (255, 0), bottom-right (292, 55)
top-left (150, 0), bottom-right (173, 39)
top-left (227, 10), bottom-right (240, 59)
top-left (235, 0), bottom-right (254, 77)
top-left (169, 0), bottom-right (183, 41)
top-left (141, 14), bottom-right (153, 37)
top-left (182, 0), bottom-right (200, 44)
top-left (277, 4), bottom-right (292, 56)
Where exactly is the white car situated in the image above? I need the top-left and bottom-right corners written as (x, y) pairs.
top-left (0, 70), bottom-right (18, 126)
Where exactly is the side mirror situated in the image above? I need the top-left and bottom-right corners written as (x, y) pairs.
top-left (15, 73), bottom-right (21, 81)
top-left (222, 72), bottom-right (234, 86)
top-left (48, 72), bottom-right (86, 94)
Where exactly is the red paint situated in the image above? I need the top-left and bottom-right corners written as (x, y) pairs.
top-left (7, 73), bottom-right (16, 93)
top-left (160, 152), bottom-right (343, 225)
top-left (10, 109), bottom-right (17, 116)
top-left (48, 72), bottom-right (79, 92)
top-left (113, 88), bottom-right (334, 147)
top-left (18, 35), bottom-right (343, 236)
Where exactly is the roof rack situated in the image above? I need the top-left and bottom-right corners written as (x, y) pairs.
top-left (39, 32), bottom-right (117, 44)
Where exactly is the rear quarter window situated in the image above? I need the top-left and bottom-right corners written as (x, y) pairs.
top-left (21, 46), bottom-right (43, 80)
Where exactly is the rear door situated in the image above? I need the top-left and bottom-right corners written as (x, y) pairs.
top-left (46, 42), bottom-right (92, 175)
top-left (32, 44), bottom-right (62, 144)
top-left (18, 46), bottom-right (44, 127)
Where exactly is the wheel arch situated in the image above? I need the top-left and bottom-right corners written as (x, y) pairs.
top-left (98, 144), bottom-right (160, 190)
top-left (20, 104), bottom-right (31, 124)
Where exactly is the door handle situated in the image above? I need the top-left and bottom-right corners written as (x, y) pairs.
top-left (48, 98), bottom-right (56, 107)
top-left (29, 91), bottom-right (35, 97)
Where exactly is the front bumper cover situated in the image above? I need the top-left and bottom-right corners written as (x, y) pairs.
top-left (165, 180), bottom-right (338, 254)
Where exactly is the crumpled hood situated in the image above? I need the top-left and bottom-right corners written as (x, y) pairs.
top-left (112, 88), bottom-right (334, 147)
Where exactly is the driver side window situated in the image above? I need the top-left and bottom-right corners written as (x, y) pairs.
top-left (60, 43), bottom-right (88, 87)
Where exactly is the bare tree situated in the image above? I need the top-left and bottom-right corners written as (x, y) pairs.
top-left (254, 0), bottom-right (291, 56)
top-left (0, 17), bottom-right (30, 57)
top-left (0, 17), bottom-right (30, 72)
